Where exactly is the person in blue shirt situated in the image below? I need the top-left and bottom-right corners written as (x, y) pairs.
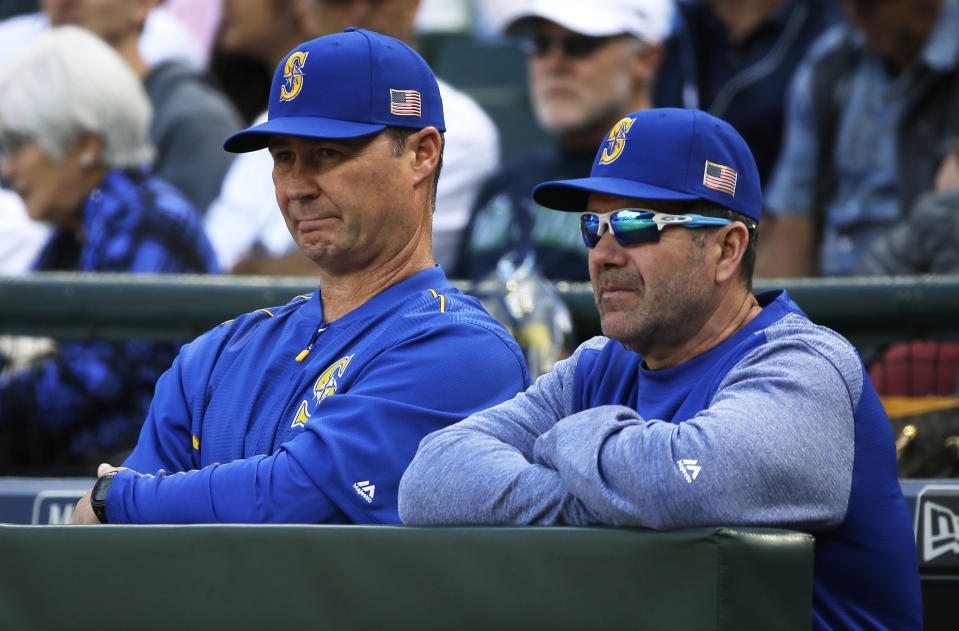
top-left (0, 26), bottom-right (219, 475)
top-left (400, 108), bottom-right (922, 630)
top-left (759, 0), bottom-right (959, 277)
top-left (653, 0), bottom-right (843, 187)
top-left (69, 28), bottom-right (530, 525)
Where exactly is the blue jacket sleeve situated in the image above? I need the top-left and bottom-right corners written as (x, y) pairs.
top-left (533, 334), bottom-right (856, 530)
top-left (121, 340), bottom-right (206, 476)
top-left (109, 323), bottom-right (528, 524)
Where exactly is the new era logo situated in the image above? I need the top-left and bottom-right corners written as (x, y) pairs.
top-left (914, 484), bottom-right (959, 568)
top-left (677, 459), bottom-right (702, 483)
top-left (390, 89), bottom-right (421, 117)
top-left (921, 499), bottom-right (959, 562)
top-left (353, 480), bottom-right (375, 503)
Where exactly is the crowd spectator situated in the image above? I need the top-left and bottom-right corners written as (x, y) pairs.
top-left (42, 0), bottom-right (244, 214)
top-left (0, 0), bottom-right (220, 269)
top-left (202, 0), bottom-right (314, 273)
top-left (859, 138), bottom-right (959, 398)
top-left (204, 0), bottom-right (499, 274)
top-left (454, 0), bottom-right (673, 282)
top-left (654, 0), bottom-right (843, 187)
top-left (0, 0), bottom-right (206, 69)
top-left (758, 0), bottom-right (959, 277)
top-left (0, 26), bottom-right (219, 474)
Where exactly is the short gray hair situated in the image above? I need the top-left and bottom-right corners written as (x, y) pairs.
top-left (0, 25), bottom-right (153, 167)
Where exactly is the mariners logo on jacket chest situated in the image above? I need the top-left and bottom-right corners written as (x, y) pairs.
top-left (291, 354), bottom-right (354, 428)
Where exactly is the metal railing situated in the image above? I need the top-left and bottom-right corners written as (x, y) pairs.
top-left (0, 272), bottom-right (957, 347)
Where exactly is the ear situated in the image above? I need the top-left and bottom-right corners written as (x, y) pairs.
top-left (713, 222), bottom-right (750, 284)
top-left (76, 133), bottom-right (104, 168)
top-left (409, 126), bottom-right (442, 188)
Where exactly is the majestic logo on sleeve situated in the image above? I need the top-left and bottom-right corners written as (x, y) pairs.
top-left (353, 480), bottom-right (376, 503)
top-left (280, 51), bottom-right (309, 101)
top-left (291, 354), bottom-right (354, 428)
top-left (677, 459), bottom-right (702, 483)
top-left (599, 116), bottom-right (635, 165)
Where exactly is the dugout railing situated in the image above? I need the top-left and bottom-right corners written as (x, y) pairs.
top-left (1, 272), bottom-right (957, 346)
top-left (0, 524), bottom-right (814, 630)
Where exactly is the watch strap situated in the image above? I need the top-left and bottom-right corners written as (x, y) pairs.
top-left (90, 471), bottom-right (117, 524)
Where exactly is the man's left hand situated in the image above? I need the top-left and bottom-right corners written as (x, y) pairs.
top-left (70, 463), bottom-right (127, 525)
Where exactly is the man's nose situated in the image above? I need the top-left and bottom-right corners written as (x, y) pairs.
top-left (282, 163), bottom-right (320, 200)
top-left (589, 232), bottom-right (628, 266)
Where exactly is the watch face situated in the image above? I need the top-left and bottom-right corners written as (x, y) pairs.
top-left (93, 473), bottom-right (115, 502)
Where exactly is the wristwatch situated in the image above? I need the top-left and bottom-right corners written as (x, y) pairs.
top-left (90, 471), bottom-right (117, 524)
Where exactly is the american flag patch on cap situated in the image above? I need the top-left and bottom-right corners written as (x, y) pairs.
top-left (703, 161), bottom-right (738, 196)
top-left (390, 89), bottom-right (421, 117)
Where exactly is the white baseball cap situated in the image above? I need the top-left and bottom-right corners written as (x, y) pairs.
top-left (498, 0), bottom-right (674, 45)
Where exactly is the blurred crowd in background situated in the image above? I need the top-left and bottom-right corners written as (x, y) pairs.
top-left (0, 0), bottom-right (958, 475)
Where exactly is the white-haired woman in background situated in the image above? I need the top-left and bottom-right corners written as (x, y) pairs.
top-left (0, 26), bottom-right (219, 475)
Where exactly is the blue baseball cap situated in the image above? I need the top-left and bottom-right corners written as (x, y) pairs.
top-left (224, 28), bottom-right (445, 153)
top-left (532, 108), bottom-right (762, 223)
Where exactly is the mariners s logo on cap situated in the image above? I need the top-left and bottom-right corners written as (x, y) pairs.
top-left (280, 51), bottom-right (309, 101)
top-left (599, 116), bottom-right (635, 165)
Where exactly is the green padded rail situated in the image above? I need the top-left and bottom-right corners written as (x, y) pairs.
top-left (0, 272), bottom-right (957, 346)
top-left (0, 525), bottom-right (813, 630)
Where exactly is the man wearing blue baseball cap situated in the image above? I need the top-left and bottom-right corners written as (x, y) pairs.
top-left (70, 28), bottom-right (530, 526)
top-left (400, 108), bottom-right (922, 629)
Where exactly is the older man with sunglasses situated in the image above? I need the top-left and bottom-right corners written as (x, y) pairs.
top-left (455, 0), bottom-right (672, 282)
top-left (400, 108), bottom-right (922, 630)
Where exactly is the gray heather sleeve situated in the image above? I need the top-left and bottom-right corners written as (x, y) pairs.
top-left (398, 339), bottom-right (606, 525)
top-left (533, 323), bottom-right (857, 530)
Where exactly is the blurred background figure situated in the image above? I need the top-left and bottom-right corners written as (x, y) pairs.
top-left (162, 0), bottom-right (225, 68)
top-left (654, 0), bottom-right (843, 188)
top-left (204, 0), bottom-right (500, 274)
top-left (859, 138), bottom-right (959, 400)
top-left (0, 0), bottom-right (206, 70)
top-left (0, 26), bottom-right (219, 475)
top-left (42, 0), bottom-right (243, 214)
top-left (758, 0), bottom-right (959, 277)
top-left (453, 0), bottom-right (673, 283)
top-left (202, 0), bottom-right (312, 274)
top-left (0, 0), bottom-right (228, 271)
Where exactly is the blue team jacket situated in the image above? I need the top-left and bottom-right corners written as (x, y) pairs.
top-left (109, 266), bottom-right (530, 524)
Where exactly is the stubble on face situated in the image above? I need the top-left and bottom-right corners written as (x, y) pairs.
top-left (594, 240), bottom-right (713, 356)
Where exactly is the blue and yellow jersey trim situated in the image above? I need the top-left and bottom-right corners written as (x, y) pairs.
top-left (218, 294), bottom-right (310, 326)
top-left (428, 289), bottom-right (446, 313)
